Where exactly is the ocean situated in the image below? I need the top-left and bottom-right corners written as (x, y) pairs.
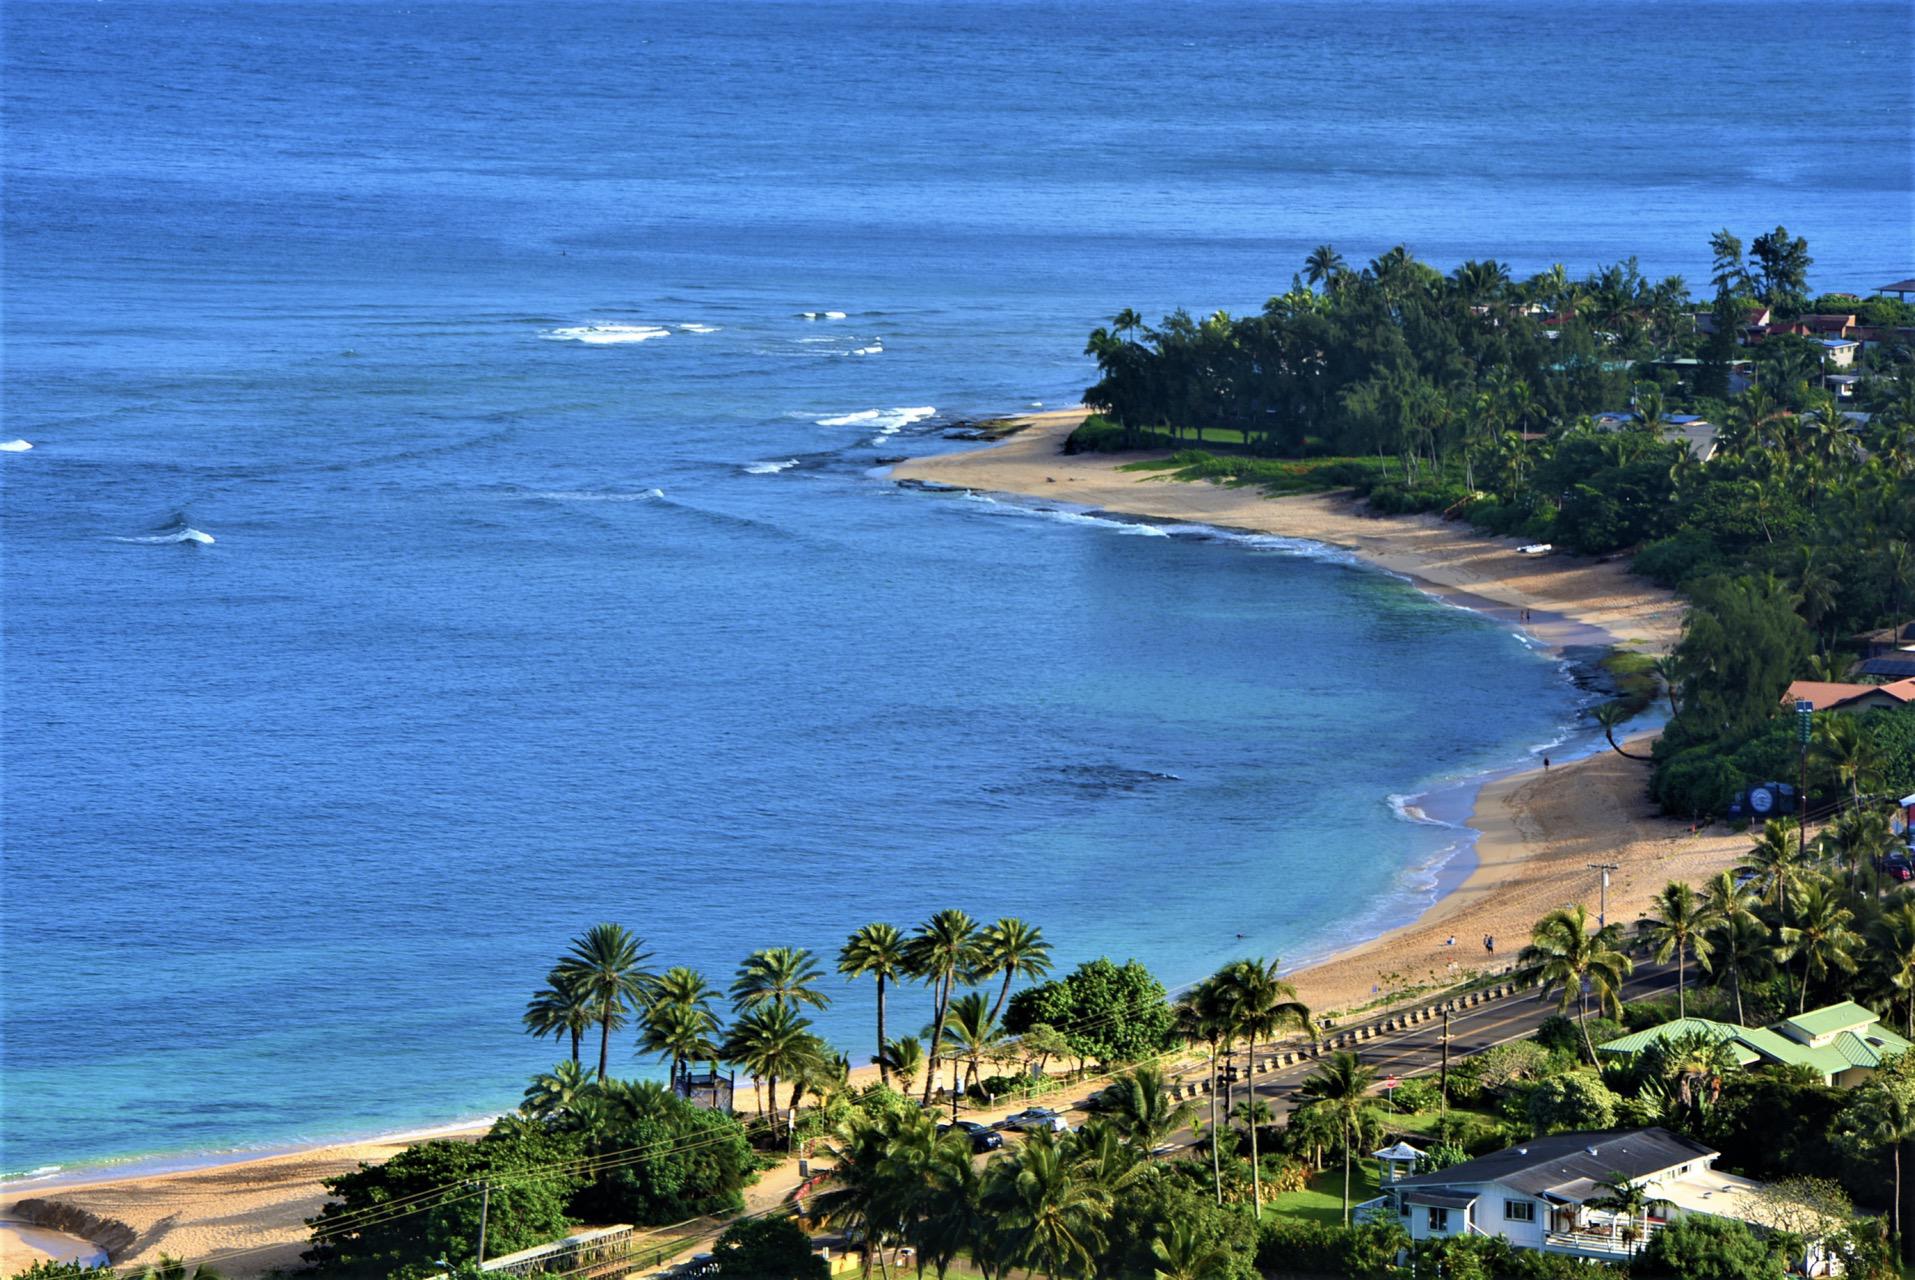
top-left (3, 0), bottom-right (1910, 1180)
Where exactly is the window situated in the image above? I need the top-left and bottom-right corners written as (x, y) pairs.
top-left (1503, 1199), bottom-right (1534, 1223)
top-left (1427, 1207), bottom-right (1449, 1232)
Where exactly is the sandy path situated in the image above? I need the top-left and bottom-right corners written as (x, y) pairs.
top-left (5, 412), bottom-right (1729, 1278)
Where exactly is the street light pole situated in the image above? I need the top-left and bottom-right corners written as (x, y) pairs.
top-left (1588, 863), bottom-right (1620, 928)
top-left (1440, 1006), bottom-right (1452, 1117)
top-left (1797, 699), bottom-right (1815, 861)
top-left (951, 1059), bottom-right (960, 1122)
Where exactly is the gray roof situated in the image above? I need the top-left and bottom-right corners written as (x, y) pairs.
top-left (1406, 1190), bottom-right (1480, 1209)
top-left (1393, 1128), bottom-right (1716, 1198)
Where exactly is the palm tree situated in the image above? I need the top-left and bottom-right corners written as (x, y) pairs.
top-left (1874, 901), bottom-right (1915, 1036)
top-left (1851, 1076), bottom-right (1915, 1258)
top-left (1298, 1051), bottom-right (1379, 1225)
top-left (976, 917), bottom-right (1053, 1024)
top-left (1697, 881), bottom-right (1771, 1025)
top-left (1105, 1064), bottom-right (1195, 1158)
top-left (1652, 655), bottom-right (1682, 718)
top-left (879, 1035), bottom-right (925, 1097)
top-left (1587, 1173), bottom-right (1652, 1255)
top-left (840, 922), bottom-right (909, 1085)
top-left (722, 1002), bottom-right (818, 1138)
top-left (556, 923), bottom-right (657, 1080)
top-left (1173, 977), bottom-right (1232, 1204)
top-left (521, 1058), bottom-right (595, 1120)
top-left (523, 966), bottom-right (594, 1066)
top-left (639, 997), bottom-right (720, 1090)
top-left (1645, 881), bottom-right (1717, 1018)
top-left (1815, 715), bottom-right (1884, 807)
top-left (905, 909), bottom-right (983, 1106)
top-left (944, 990), bottom-right (1009, 1090)
top-left (1217, 956), bottom-right (1311, 1211)
top-left (815, 1112), bottom-right (907, 1278)
top-left (1516, 904), bottom-right (1633, 1061)
top-left (1151, 1219), bottom-right (1236, 1280)
top-left (731, 946), bottom-right (831, 1015)
top-left (1304, 245), bottom-right (1346, 292)
top-left (981, 1127), bottom-right (1112, 1280)
top-left (1777, 877), bottom-right (1860, 1012)
top-left (1593, 702), bottom-right (1652, 761)
top-left (1741, 819), bottom-right (1812, 917)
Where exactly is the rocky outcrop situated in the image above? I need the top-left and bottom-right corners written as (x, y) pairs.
top-left (7, 1198), bottom-right (138, 1261)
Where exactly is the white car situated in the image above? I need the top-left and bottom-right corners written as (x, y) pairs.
top-left (1003, 1106), bottom-right (1069, 1133)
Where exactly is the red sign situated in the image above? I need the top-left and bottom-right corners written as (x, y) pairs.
top-left (1383, 1075), bottom-right (1400, 1090)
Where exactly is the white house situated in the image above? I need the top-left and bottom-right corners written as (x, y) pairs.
top-left (1359, 1128), bottom-right (1773, 1261)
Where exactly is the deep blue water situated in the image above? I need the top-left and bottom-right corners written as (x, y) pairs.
top-left (4, 0), bottom-right (1912, 1179)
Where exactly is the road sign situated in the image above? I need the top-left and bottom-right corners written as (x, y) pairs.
top-left (1383, 1075), bottom-right (1400, 1091)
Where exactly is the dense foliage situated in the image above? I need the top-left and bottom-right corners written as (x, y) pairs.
top-left (708, 1217), bottom-right (829, 1279)
top-left (1005, 956), bottom-right (1178, 1067)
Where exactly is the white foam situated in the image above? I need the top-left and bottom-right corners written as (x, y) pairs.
top-left (744, 459), bottom-right (799, 475)
top-left (542, 324), bottom-right (671, 345)
top-left (530, 488), bottom-right (665, 502)
top-left (0, 439), bottom-right (32, 452)
top-left (677, 323), bottom-right (720, 334)
top-left (817, 406), bottom-right (934, 432)
top-left (110, 528), bottom-right (215, 546)
top-left (850, 343), bottom-right (884, 356)
top-left (799, 310), bottom-right (848, 320)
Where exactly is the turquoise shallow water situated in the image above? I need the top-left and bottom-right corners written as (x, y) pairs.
top-left (4, 0), bottom-right (1911, 1180)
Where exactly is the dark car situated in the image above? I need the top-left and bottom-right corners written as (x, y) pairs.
top-left (1882, 854), bottom-right (1915, 883)
top-left (939, 1120), bottom-right (1003, 1152)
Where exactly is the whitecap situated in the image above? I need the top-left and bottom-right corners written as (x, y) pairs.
top-left (677, 323), bottom-right (720, 334)
top-left (817, 406), bottom-right (934, 433)
top-left (849, 343), bottom-right (884, 357)
top-left (109, 527), bottom-right (215, 546)
top-left (530, 488), bottom-right (665, 502)
top-left (744, 459), bottom-right (799, 475)
top-left (799, 310), bottom-right (848, 320)
top-left (0, 439), bottom-right (32, 452)
top-left (541, 324), bottom-right (671, 345)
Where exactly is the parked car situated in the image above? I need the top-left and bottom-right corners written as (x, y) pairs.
top-left (939, 1120), bottom-right (1003, 1152)
top-left (1880, 854), bottom-right (1915, 883)
top-left (1003, 1107), bottom-right (1068, 1133)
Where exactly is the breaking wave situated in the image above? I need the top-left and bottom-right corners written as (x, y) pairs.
top-left (0, 439), bottom-right (32, 452)
top-left (799, 310), bottom-right (848, 320)
top-left (541, 324), bottom-right (671, 345)
top-left (110, 525), bottom-right (215, 546)
top-left (744, 459), bottom-right (800, 475)
top-left (529, 488), bottom-right (666, 502)
top-left (816, 406), bottom-right (935, 433)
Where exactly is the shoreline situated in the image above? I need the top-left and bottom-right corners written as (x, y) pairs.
top-left (3, 410), bottom-right (1743, 1277)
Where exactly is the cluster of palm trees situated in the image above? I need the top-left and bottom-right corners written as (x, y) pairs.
top-left (522, 913), bottom-right (1054, 1138)
top-left (809, 1067), bottom-right (1211, 1280)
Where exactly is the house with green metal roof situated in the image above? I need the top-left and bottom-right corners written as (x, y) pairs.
top-left (1598, 1002), bottom-right (1910, 1087)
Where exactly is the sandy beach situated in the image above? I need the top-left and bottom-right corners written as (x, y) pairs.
top-left (3, 411), bottom-right (1741, 1278)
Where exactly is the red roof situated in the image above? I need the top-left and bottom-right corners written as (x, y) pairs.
top-left (1786, 679), bottom-right (1915, 711)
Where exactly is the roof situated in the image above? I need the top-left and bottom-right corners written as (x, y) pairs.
top-left (1405, 1190), bottom-right (1480, 1209)
top-left (1819, 337), bottom-right (1859, 348)
top-left (1597, 1017), bottom-right (1744, 1055)
top-left (1783, 679), bottom-right (1915, 711)
top-left (1877, 279), bottom-right (1915, 293)
top-left (1861, 658), bottom-right (1915, 679)
top-left (1375, 1141), bottom-right (1426, 1161)
top-left (1783, 1000), bottom-right (1893, 1041)
top-left (1394, 1128), bottom-right (1715, 1198)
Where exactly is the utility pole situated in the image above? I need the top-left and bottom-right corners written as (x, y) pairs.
top-left (475, 1180), bottom-right (490, 1266)
top-left (1797, 699), bottom-right (1815, 861)
top-left (950, 1059), bottom-right (960, 1122)
top-left (1588, 863), bottom-right (1620, 928)
top-left (1439, 1005), bottom-right (1452, 1117)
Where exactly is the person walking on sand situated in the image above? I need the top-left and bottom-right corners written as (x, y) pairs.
top-left (1543, 755), bottom-right (1550, 772)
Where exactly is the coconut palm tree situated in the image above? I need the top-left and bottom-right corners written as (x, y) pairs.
top-left (1516, 904), bottom-right (1633, 1061)
top-left (905, 909), bottom-right (983, 1106)
top-left (1849, 1076), bottom-right (1915, 1258)
top-left (1150, 1219), bottom-right (1237, 1280)
top-left (731, 946), bottom-right (831, 1015)
top-left (523, 966), bottom-right (595, 1066)
top-left (1297, 1051), bottom-right (1379, 1225)
top-left (1217, 956), bottom-right (1311, 1211)
top-left (722, 1002), bottom-right (819, 1137)
top-left (1593, 702), bottom-right (1652, 760)
top-left (1173, 976), bottom-right (1232, 1204)
top-left (840, 922), bottom-right (909, 1085)
top-left (1104, 1064), bottom-right (1195, 1159)
top-left (1587, 1173), bottom-right (1652, 1255)
top-left (1815, 715), bottom-right (1884, 807)
top-left (975, 917), bottom-right (1053, 1024)
top-left (1701, 910), bottom-right (1774, 1026)
top-left (1778, 877), bottom-right (1860, 1012)
top-left (640, 966), bottom-right (720, 1088)
top-left (1304, 245), bottom-right (1347, 292)
top-left (879, 1035), bottom-right (925, 1097)
top-left (1874, 901), bottom-right (1915, 1036)
top-left (1741, 819), bottom-right (1813, 916)
top-left (815, 1112), bottom-right (907, 1279)
top-left (556, 923), bottom-right (657, 1081)
top-left (521, 1058), bottom-right (595, 1120)
top-left (981, 1127), bottom-right (1113, 1280)
top-left (1652, 655), bottom-right (1682, 718)
top-left (1645, 881), bottom-right (1717, 1018)
top-left (943, 991), bottom-right (1009, 1090)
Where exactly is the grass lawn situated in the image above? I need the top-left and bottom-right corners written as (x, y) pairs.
top-left (1264, 1162), bottom-right (1381, 1225)
top-left (1385, 1105), bottom-right (1503, 1137)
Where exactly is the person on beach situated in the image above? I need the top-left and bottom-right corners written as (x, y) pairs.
top-left (1543, 755), bottom-right (1550, 771)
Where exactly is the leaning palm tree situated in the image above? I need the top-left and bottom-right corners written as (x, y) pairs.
top-left (556, 923), bottom-right (657, 1081)
top-left (1777, 877), bottom-right (1860, 1013)
top-left (1593, 702), bottom-right (1652, 760)
top-left (1217, 956), bottom-right (1311, 1211)
top-left (905, 909), bottom-right (983, 1106)
top-left (981, 1127), bottom-right (1113, 1280)
top-left (1297, 1051), bottom-right (1379, 1226)
top-left (1105, 1064), bottom-right (1195, 1159)
top-left (523, 966), bottom-right (594, 1066)
top-left (731, 946), bottom-right (831, 1015)
top-left (1516, 904), bottom-right (1633, 1061)
top-left (1697, 909), bottom-right (1773, 1026)
top-left (1151, 1219), bottom-right (1236, 1280)
top-left (839, 922), bottom-right (909, 1086)
top-left (1173, 976), bottom-right (1234, 1204)
top-left (944, 990), bottom-right (1009, 1090)
top-left (1741, 819), bottom-right (1812, 917)
top-left (1645, 881), bottom-right (1717, 1018)
top-left (975, 917), bottom-right (1054, 1023)
top-left (1874, 901), bottom-right (1915, 1036)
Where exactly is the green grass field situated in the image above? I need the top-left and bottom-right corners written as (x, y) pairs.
top-left (1264, 1162), bottom-right (1382, 1225)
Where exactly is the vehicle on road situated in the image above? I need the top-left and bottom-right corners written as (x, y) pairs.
top-left (1002, 1106), bottom-right (1068, 1133)
top-left (939, 1120), bottom-right (1003, 1152)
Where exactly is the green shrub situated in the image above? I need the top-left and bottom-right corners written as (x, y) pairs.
top-left (709, 1217), bottom-right (828, 1279)
top-left (1526, 1071), bottom-right (1619, 1134)
top-left (1633, 528), bottom-right (1724, 587)
top-left (1638, 1213), bottom-right (1780, 1280)
top-left (1062, 414), bottom-right (1131, 453)
top-left (1387, 1076), bottom-right (1439, 1113)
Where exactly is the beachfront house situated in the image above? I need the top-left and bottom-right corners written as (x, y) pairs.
top-left (1597, 1001), bottom-right (1912, 1088)
top-left (1855, 622), bottom-right (1915, 681)
top-left (1784, 678), bottom-right (1915, 714)
top-left (1357, 1128), bottom-right (1781, 1261)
